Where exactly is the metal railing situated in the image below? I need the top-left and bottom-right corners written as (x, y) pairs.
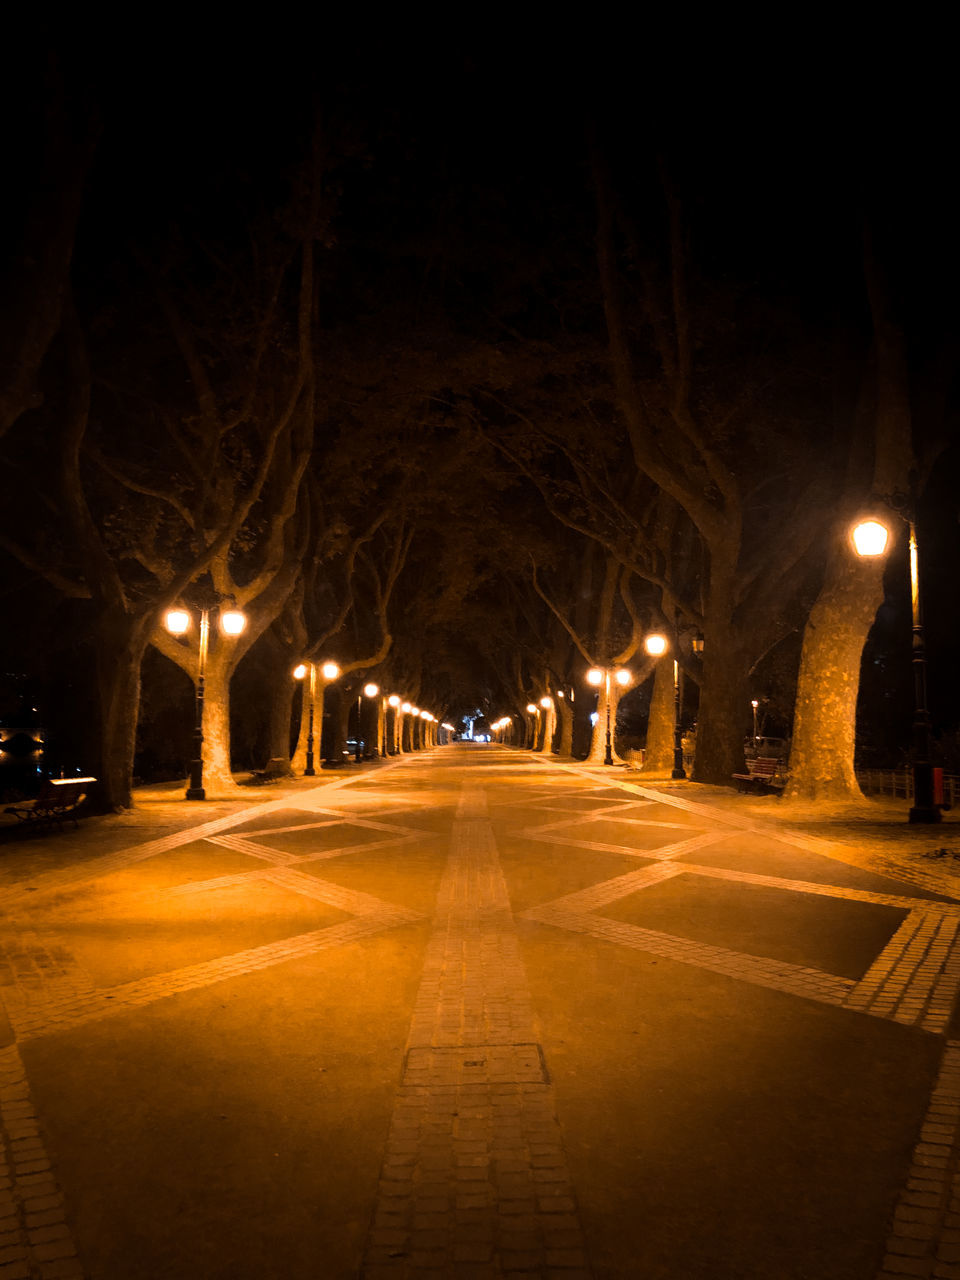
top-left (857, 768), bottom-right (958, 809)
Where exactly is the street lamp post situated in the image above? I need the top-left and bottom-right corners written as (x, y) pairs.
top-left (751, 699), bottom-right (759, 746)
top-left (165, 604), bottom-right (247, 800)
top-left (853, 510), bottom-right (941, 824)
top-left (293, 660), bottom-right (340, 775)
top-left (643, 633), bottom-right (686, 778)
top-left (293, 662), bottom-right (317, 775)
top-left (387, 695), bottom-right (402, 753)
top-left (586, 667), bottom-right (632, 766)
top-left (525, 703), bottom-right (541, 750)
top-left (355, 682), bottom-right (379, 762)
top-left (539, 695), bottom-right (554, 755)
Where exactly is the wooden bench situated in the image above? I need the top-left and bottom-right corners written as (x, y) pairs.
top-left (3, 777), bottom-right (96, 830)
top-left (248, 758), bottom-right (291, 784)
top-left (732, 757), bottom-right (785, 793)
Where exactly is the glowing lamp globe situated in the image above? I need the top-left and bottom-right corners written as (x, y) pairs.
top-left (364, 683), bottom-right (379, 698)
top-left (388, 694), bottom-right (401, 708)
top-left (220, 610), bottom-right (247, 636)
top-left (852, 519), bottom-right (889, 557)
top-left (586, 669), bottom-right (603, 686)
top-left (321, 662), bottom-right (340, 681)
top-left (293, 663), bottom-right (307, 680)
top-left (615, 669), bottom-right (631, 686)
top-left (164, 608), bottom-right (190, 636)
top-left (644, 634), bottom-right (668, 657)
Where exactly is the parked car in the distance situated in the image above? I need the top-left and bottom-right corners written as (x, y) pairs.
top-left (745, 736), bottom-right (790, 762)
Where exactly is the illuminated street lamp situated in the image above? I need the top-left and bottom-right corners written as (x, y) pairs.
top-left (164, 603), bottom-right (247, 800)
top-left (586, 667), bottom-right (632, 766)
top-left (387, 694), bottom-right (402, 754)
top-left (353, 682), bottom-right (379, 762)
top-left (539, 695), bottom-right (556, 755)
top-left (852, 510), bottom-right (940, 824)
top-left (751, 699), bottom-right (759, 745)
top-left (293, 660), bottom-right (340, 775)
top-left (525, 702), bottom-right (541, 750)
top-left (644, 632), bottom-right (687, 779)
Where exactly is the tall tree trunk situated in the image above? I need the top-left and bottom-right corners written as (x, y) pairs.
top-left (197, 650), bottom-right (242, 794)
top-left (537, 702), bottom-right (557, 754)
top-left (336, 693), bottom-right (352, 764)
top-left (556, 696), bottom-right (573, 757)
top-left (291, 680), bottom-right (328, 773)
top-left (267, 674), bottom-right (297, 770)
top-left (586, 681), bottom-right (628, 765)
top-left (785, 226), bottom-right (917, 803)
top-left (92, 613), bottom-right (150, 810)
top-left (785, 535), bottom-right (885, 803)
top-left (642, 659), bottom-right (676, 773)
top-left (692, 618), bottom-right (749, 785)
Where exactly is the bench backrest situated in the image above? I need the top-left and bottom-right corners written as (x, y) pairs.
top-left (39, 777), bottom-right (97, 803)
top-left (748, 757), bottom-right (781, 777)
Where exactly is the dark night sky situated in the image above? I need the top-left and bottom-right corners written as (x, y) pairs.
top-left (2, 34), bottom-right (959, 762)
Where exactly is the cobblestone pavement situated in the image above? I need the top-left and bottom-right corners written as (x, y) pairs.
top-left (1, 746), bottom-right (960, 1277)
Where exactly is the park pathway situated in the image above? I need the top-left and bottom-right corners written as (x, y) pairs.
top-left (1, 745), bottom-right (960, 1278)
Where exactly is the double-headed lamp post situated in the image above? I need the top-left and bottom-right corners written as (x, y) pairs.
top-left (586, 666), bottom-right (632, 766)
top-left (165, 604), bottom-right (247, 800)
top-left (852, 514), bottom-right (941, 824)
top-left (293, 661), bottom-right (340, 775)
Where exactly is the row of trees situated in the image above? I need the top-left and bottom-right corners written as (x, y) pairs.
top-left (1, 59), bottom-right (955, 808)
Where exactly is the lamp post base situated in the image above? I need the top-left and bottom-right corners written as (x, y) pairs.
top-left (185, 786), bottom-right (206, 801)
top-left (909, 805), bottom-right (942, 824)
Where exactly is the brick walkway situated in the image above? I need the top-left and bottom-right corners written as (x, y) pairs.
top-left (363, 786), bottom-right (589, 1277)
top-left (2, 747), bottom-right (960, 1277)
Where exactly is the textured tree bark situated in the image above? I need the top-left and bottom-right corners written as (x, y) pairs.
top-left (195, 650), bottom-right (243, 794)
top-left (642, 659), bottom-right (676, 773)
top-left (267, 673), bottom-right (297, 769)
top-left (785, 537), bottom-right (885, 803)
top-left (536, 702), bottom-right (557, 754)
top-left (556, 697), bottom-right (574, 757)
top-left (92, 616), bottom-right (149, 810)
top-left (291, 680), bottom-right (326, 773)
top-left (784, 226), bottom-right (916, 803)
top-left (585, 681), bottom-right (628, 765)
top-left (691, 619), bottom-right (749, 785)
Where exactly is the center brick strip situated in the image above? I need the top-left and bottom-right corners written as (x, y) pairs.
top-left (362, 786), bottom-right (591, 1278)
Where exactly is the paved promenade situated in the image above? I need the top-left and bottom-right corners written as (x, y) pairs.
top-left (2, 746), bottom-right (960, 1278)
